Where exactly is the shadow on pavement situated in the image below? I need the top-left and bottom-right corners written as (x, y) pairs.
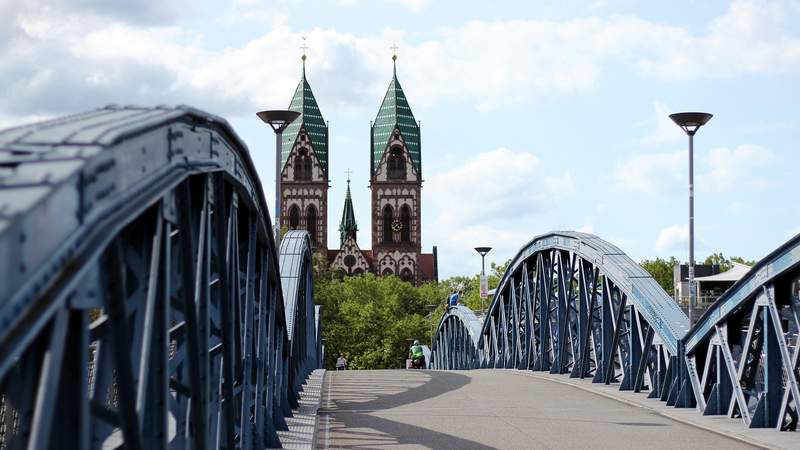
top-left (319, 370), bottom-right (495, 449)
top-left (324, 370), bottom-right (469, 412)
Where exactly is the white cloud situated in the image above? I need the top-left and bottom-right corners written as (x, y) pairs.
top-left (425, 147), bottom-right (575, 277)
top-left (335, 0), bottom-right (431, 12)
top-left (632, 101), bottom-right (686, 146)
top-left (637, 0), bottom-right (800, 79)
top-left (3, 0), bottom-right (800, 121)
top-left (390, 0), bottom-right (431, 13)
top-left (425, 147), bottom-right (574, 227)
top-left (701, 144), bottom-right (777, 192)
top-left (614, 144), bottom-right (778, 196)
top-left (654, 224), bottom-right (688, 252)
top-left (613, 151), bottom-right (684, 194)
top-left (428, 223), bottom-right (536, 279)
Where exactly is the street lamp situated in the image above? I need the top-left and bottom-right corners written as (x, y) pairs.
top-left (426, 304), bottom-right (437, 346)
top-left (669, 112), bottom-right (712, 326)
top-left (256, 110), bottom-right (301, 242)
top-left (474, 247), bottom-right (492, 312)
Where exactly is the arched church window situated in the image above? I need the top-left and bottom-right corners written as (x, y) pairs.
top-left (306, 205), bottom-right (317, 244)
top-left (388, 147), bottom-right (406, 179)
top-left (353, 268), bottom-right (364, 276)
top-left (400, 205), bottom-right (411, 244)
top-left (382, 205), bottom-right (394, 244)
top-left (288, 205), bottom-right (300, 230)
top-left (295, 148), bottom-right (312, 181)
top-left (400, 268), bottom-right (414, 283)
top-left (382, 268), bottom-right (394, 276)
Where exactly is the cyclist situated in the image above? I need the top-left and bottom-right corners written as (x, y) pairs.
top-left (409, 340), bottom-right (425, 369)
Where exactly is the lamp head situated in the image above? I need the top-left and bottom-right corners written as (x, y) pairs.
top-left (256, 110), bottom-right (300, 133)
top-left (474, 247), bottom-right (492, 256)
top-left (669, 112), bottom-right (713, 136)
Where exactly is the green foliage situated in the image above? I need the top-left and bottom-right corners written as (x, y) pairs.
top-left (315, 273), bottom-right (449, 369)
top-left (639, 253), bottom-right (756, 296)
top-left (312, 257), bottom-right (512, 370)
top-left (640, 257), bottom-right (679, 295)
top-left (438, 259), bottom-right (511, 312)
top-left (703, 253), bottom-right (756, 271)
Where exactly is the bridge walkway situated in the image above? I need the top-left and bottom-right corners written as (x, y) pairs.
top-left (316, 369), bottom-right (756, 449)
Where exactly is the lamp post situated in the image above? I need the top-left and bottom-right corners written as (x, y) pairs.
top-left (427, 304), bottom-right (437, 346)
top-left (474, 247), bottom-right (492, 313)
top-left (669, 112), bottom-right (712, 326)
top-left (256, 110), bottom-right (301, 243)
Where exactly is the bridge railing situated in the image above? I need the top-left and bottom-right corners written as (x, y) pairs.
top-left (430, 305), bottom-right (484, 370)
top-left (433, 230), bottom-right (800, 433)
top-left (682, 232), bottom-right (800, 430)
top-left (0, 106), bottom-right (322, 449)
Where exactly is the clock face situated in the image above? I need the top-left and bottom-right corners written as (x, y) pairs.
top-left (391, 220), bottom-right (403, 232)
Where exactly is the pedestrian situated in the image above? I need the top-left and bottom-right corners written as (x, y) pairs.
top-left (448, 290), bottom-right (459, 307)
top-left (336, 353), bottom-right (347, 371)
top-left (457, 290), bottom-right (464, 305)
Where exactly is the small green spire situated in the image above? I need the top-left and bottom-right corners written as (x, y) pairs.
top-left (339, 171), bottom-right (358, 246)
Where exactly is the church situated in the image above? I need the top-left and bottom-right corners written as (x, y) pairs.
top-left (277, 49), bottom-right (438, 286)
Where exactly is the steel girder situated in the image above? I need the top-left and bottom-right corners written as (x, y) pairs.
top-left (430, 306), bottom-right (484, 369)
top-left (278, 230), bottom-right (320, 410)
top-left (433, 232), bottom-right (693, 401)
top-left (476, 232), bottom-right (689, 388)
top-left (682, 233), bottom-right (800, 430)
top-left (0, 106), bottom-right (320, 449)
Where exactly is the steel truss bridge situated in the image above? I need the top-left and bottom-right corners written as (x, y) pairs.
top-left (0, 107), bottom-right (323, 449)
top-left (432, 231), bottom-right (800, 433)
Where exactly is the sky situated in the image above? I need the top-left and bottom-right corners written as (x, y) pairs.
top-left (2, 0), bottom-right (799, 278)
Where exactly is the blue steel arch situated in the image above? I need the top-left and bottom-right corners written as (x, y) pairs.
top-left (431, 305), bottom-right (484, 369)
top-left (279, 230), bottom-right (321, 409)
top-left (476, 231), bottom-right (689, 391)
top-left (0, 106), bottom-right (320, 449)
top-left (434, 231), bottom-right (692, 392)
top-left (681, 233), bottom-right (800, 429)
top-left (435, 230), bottom-right (800, 434)
top-left (488, 231), bottom-right (689, 355)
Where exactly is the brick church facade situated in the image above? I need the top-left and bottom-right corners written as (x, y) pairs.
top-left (280, 52), bottom-right (437, 285)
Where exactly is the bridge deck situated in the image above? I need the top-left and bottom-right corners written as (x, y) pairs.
top-left (317, 369), bottom-right (756, 449)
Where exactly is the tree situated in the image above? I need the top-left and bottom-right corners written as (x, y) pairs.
top-left (640, 257), bottom-right (679, 295)
top-left (731, 256), bottom-right (757, 266)
top-left (314, 274), bottom-right (449, 369)
top-left (703, 253), bottom-right (757, 271)
top-left (703, 252), bottom-right (730, 271)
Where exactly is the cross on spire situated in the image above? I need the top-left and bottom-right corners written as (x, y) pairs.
top-left (301, 36), bottom-right (309, 60)
top-left (390, 42), bottom-right (399, 61)
top-left (345, 168), bottom-right (353, 183)
top-left (299, 36), bottom-right (309, 76)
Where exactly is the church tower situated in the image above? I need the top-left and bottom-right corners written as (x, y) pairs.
top-left (330, 176), bottom-right (372, 276)
top-left (370, 52), bottom-right (423, 284)
top-left (280, 49), bottom-right (329, 250)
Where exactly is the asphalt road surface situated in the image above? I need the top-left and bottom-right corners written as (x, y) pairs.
top-left (316, 369), bottom-right (758, 450)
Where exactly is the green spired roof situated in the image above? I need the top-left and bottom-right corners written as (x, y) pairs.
top-left (281, 58), bottom-right (328, 175)
top-left (371, 58), bottom-right (420, 176)
top-left (339, 178), bottom-right (358, 246)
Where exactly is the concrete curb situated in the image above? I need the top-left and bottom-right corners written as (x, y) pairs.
top-left (508, 370), bottom-right (792, 450)
top-left (310, 370), bottom-right (327, 448)
top-left (271, 368), bottom-right (326, 450)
